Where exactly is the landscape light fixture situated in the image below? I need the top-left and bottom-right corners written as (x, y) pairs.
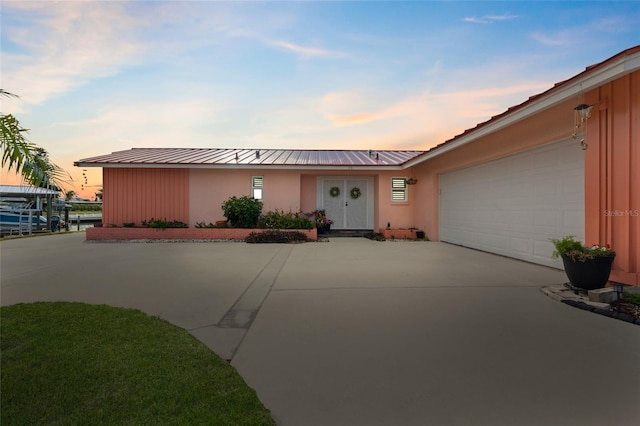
top-left (613, 282), bottom-right (624, 310)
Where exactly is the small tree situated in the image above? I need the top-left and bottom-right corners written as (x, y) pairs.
top-left (221, 196), bottom-right (263, 228)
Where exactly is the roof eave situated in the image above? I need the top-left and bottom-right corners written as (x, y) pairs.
top-left (74, 162), bottom-right (408, 171)
top-left (404, 46), bottom-right (640, 169)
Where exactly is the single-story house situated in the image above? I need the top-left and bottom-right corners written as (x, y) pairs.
top-left (76, 45), bottom-right (639, 286)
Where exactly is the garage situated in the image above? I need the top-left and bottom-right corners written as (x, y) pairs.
top-left (439, 139), bottom-right (584, 268)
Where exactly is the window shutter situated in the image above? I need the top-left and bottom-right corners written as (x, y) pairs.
top-left (391, 178), bottom-right (407, 202)
top-left (252, 176), bottom-right (264, 200)
top-left (252, 176), bottom-right (263, 188)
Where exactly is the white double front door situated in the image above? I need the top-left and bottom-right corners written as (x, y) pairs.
top-left (318, 177), bottom-right (373, 230)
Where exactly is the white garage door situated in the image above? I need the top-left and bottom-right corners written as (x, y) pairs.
top-left (439, 139), bottom-right (584, 268)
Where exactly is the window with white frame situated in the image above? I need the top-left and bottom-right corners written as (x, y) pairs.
top-left (391, 177), bottom-right (407, 202)
top-left (252, 176), bottom-right (263, 200)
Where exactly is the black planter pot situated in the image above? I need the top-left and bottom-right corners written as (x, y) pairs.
top-left (561, 254), bottom-right (615, 290)
top-left (317, 224), bottom-right (331, 235)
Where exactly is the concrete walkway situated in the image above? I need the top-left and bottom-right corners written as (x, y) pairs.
top-left (1, 233), bottom-right (639, 425)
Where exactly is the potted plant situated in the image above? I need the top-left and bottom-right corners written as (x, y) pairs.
top-left (313, 210), bottom-right (334, 234)
top-left (550, 236), bottom-right (616, 290)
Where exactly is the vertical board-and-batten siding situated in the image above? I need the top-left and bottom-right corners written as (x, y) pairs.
top-left (103, 168), bottom-right (189, 226)
top-left (585, 69), bottom-right (639, 285)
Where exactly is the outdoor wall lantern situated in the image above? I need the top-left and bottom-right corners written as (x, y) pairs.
top-left (572, 103), bottom-right (593, 150)
top-left (405, 178), bottom-right (418, 185)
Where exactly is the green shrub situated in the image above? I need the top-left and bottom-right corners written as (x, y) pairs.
top-left (245, 230), bottom-right (309, 243)
top-left (221, 196), bottom-right (263, 228)
top-left (122, 222), bottom-right (135, 228)
top-left (258, 210), bottom-right (314, 230)
top-left (141, 218), bottom-right (188, 229)
top-left (622, 293), bottom-right (640, 306)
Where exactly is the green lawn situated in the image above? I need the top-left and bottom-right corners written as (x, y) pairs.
top-left (1, 302), bottom-right (275, 425)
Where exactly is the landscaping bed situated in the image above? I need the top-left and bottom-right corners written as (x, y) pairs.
top-left (613, 299), bottom-right (640, 321)
top-left (89, 201), bottom-right (319, 242)
top-left (560, 294), bottom-right (640, 325)
top-left (379, 228), bottom-right (427, 240)
top-left (86, 227), bottom-right (317, 241)
top-left (611, 292), bottom-right (640, 322)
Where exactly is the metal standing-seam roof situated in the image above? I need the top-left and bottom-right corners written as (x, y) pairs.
top-left (0, 185), bottom-right (60, 196)
top-left (75, 148), bottom-right (426, 169)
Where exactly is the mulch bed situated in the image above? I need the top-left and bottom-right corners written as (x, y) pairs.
top-left (611, 300), bottom-right (640, 321)
top-left (561, 297), bottom-right (640, 325)
top-left (562, 282), bottom-right (640, 324)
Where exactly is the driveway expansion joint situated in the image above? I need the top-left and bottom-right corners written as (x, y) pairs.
top-left (218, 244), bottom-right (294, 329)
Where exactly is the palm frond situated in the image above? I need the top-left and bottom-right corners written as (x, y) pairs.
top-left (1, 90), bottom-right (71, 190)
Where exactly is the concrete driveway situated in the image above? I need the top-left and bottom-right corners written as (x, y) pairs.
top-left (1, 233), bottom-right (639, 425)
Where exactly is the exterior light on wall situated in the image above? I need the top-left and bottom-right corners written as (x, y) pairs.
top-left (405, 178), bottom-right (418, 185)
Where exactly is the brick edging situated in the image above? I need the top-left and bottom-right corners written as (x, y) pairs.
top-left (379, 228), bottom-right (424, 239)
top-left (86, 227), bottom-right (318, 241)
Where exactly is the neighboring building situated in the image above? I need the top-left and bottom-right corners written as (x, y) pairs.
top-left (76, 46), bottom-right (640, 285)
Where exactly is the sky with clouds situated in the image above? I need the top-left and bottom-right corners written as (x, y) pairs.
top-left (1, 0), bottom-right (639, 196)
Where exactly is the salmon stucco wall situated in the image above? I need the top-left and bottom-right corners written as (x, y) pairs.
top-left (413, 98), bottom-right (579, 242)
top-left (300, 175), bottom-right (317, 212)
top-left (189, 169), bottom-right (303, 225)
top-left (375, 170), bottom-right (418, 230)
top-left (585, 69), bottom-right (640, 285)
top-left (102, 168), bottom-right (189, 226)
top-left (190, 168), bottom-right (422, 230)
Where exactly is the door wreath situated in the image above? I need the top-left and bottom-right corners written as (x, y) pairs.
top-left (350, 187), bottom-right (361, 199)
top-left (329, 186), bottom-right (341, 197)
